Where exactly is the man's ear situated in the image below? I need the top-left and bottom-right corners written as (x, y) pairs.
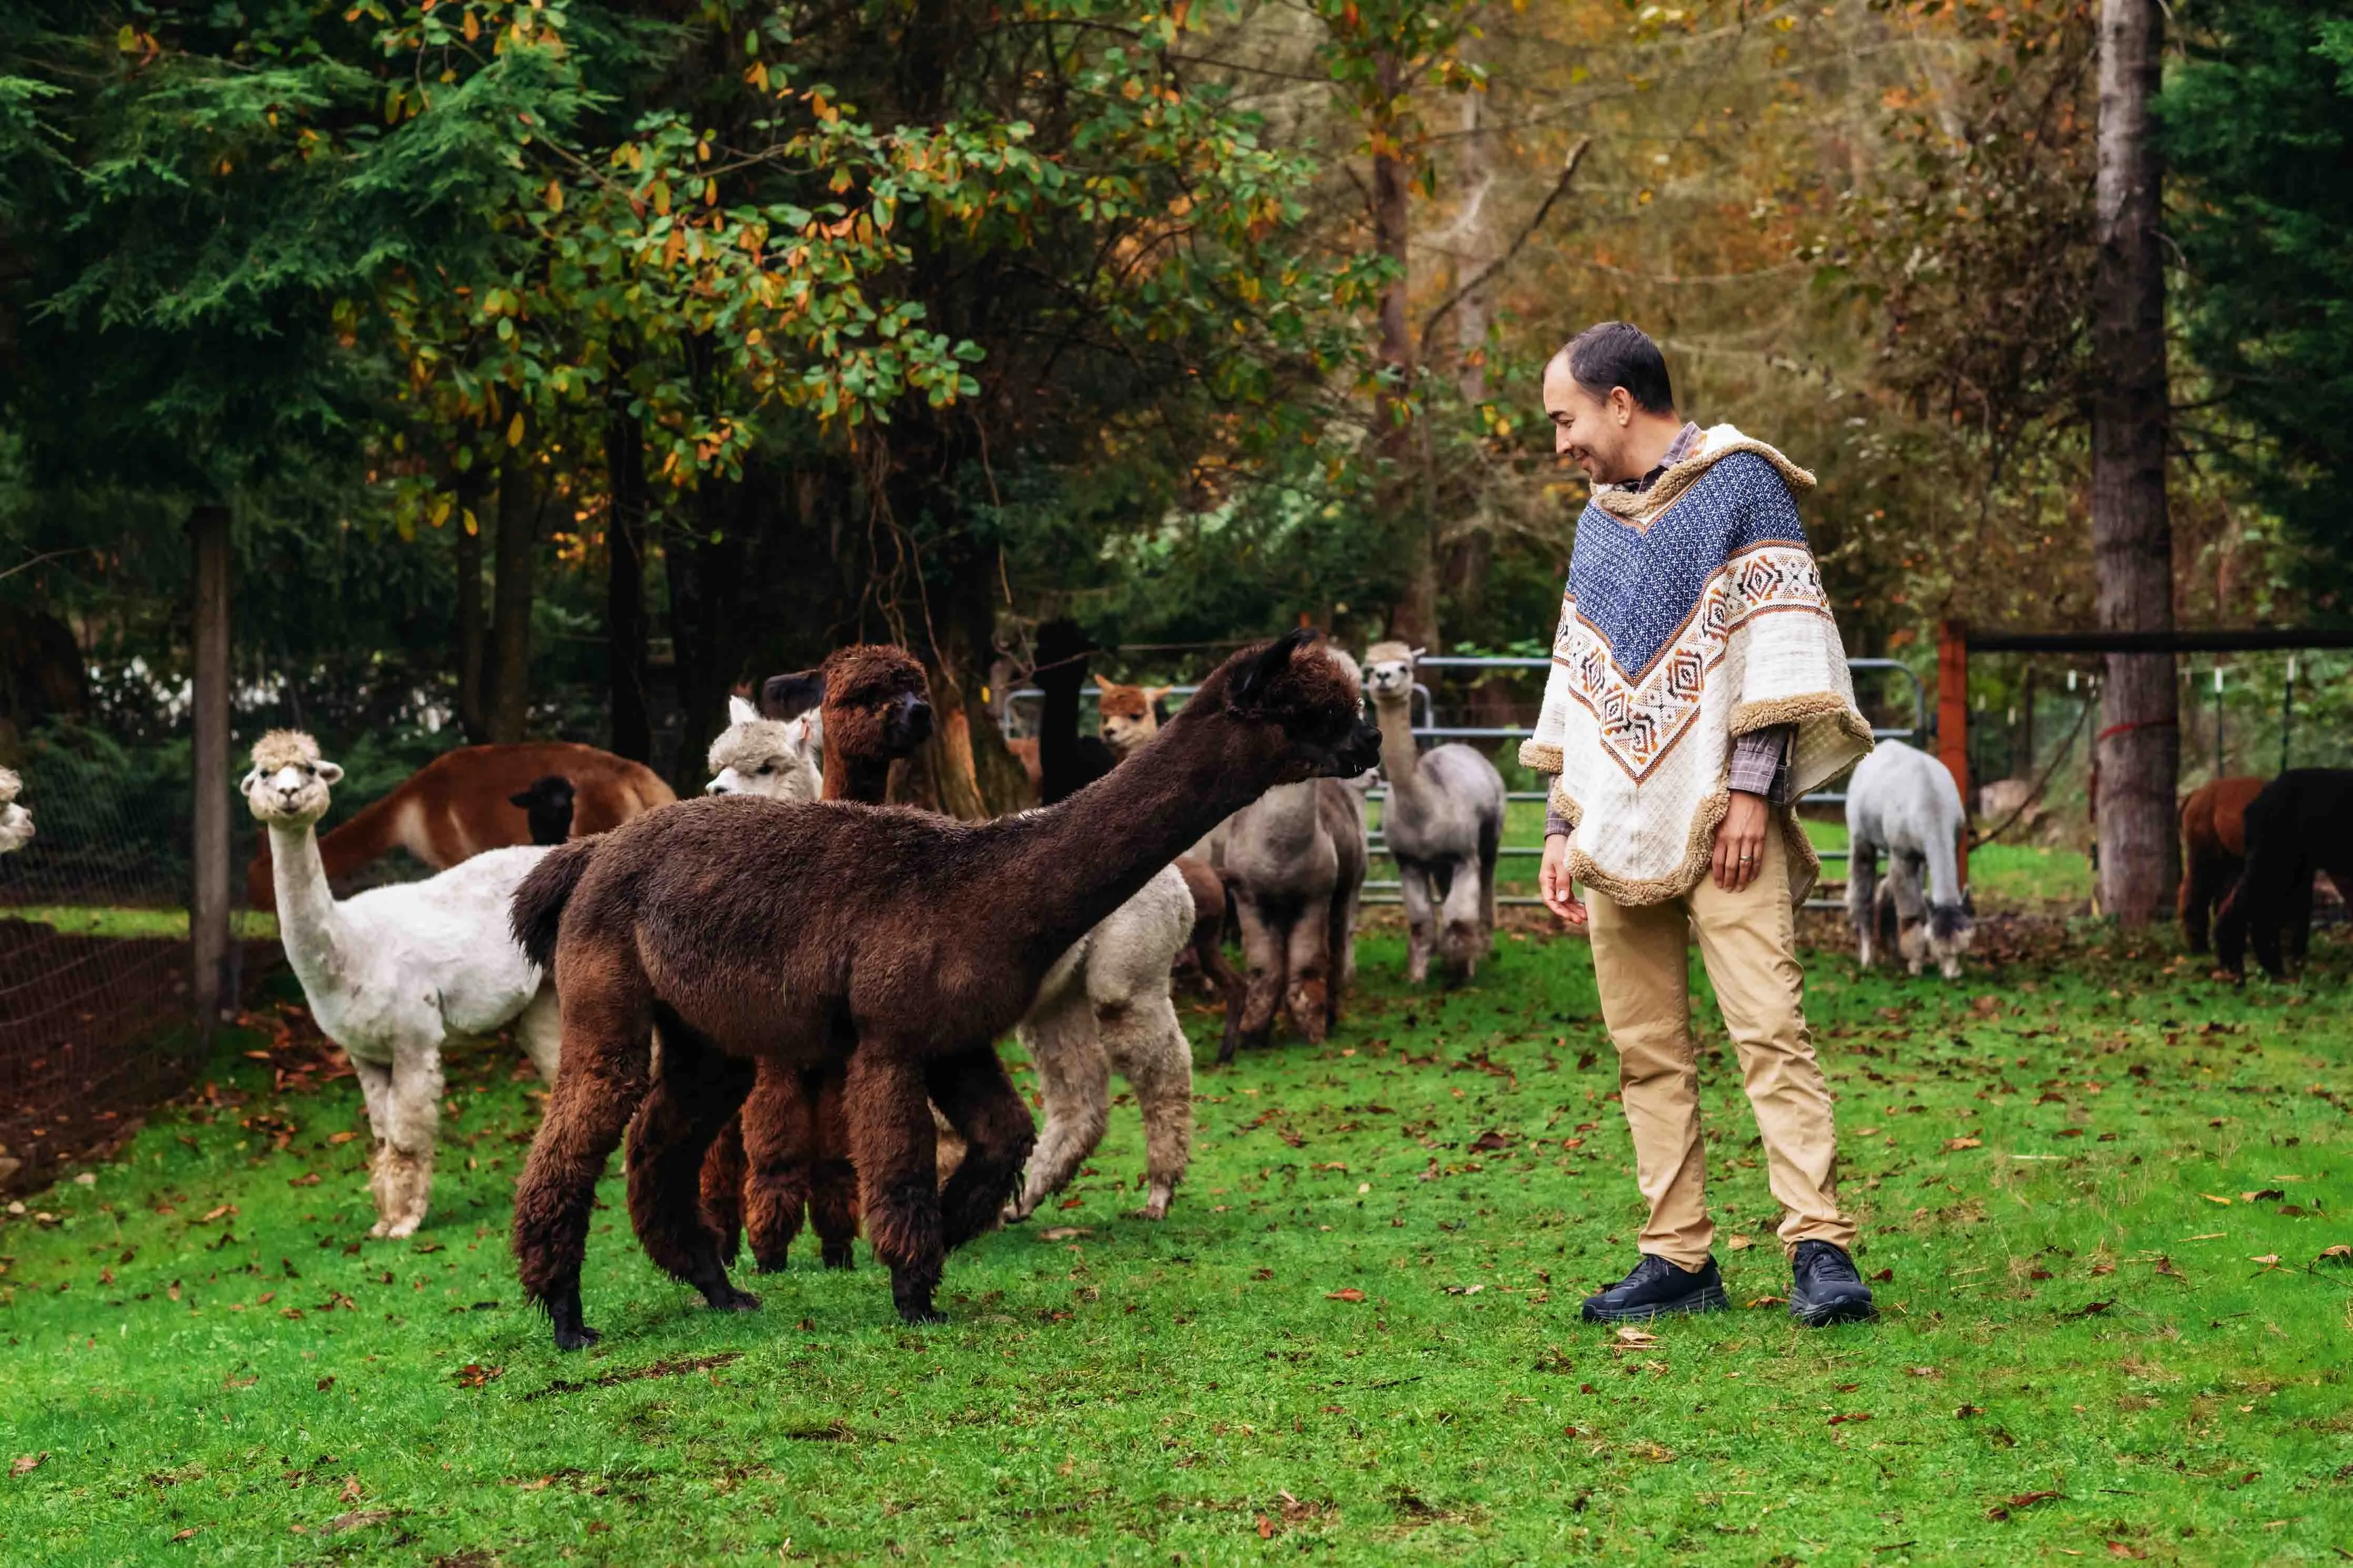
top-left (1233, 627), bottom-right (1317, 708)
top-left (761, 670), bottom-right (824, 721)
top-left (315, 761), bottom-right (344, 786)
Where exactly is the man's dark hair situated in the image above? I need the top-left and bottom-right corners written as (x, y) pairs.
top-left (1560, 321), bottom-right (1674, 414)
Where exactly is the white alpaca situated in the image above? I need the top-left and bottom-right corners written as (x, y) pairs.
top-left (703, 695), bottom-right (822, 802)
top-left (242, 731), bottom-right (560, 1237)
top-left (1846, 739), bottom-right (1975, 978)
top-left (1362, 642), bottom-right (1505, 985)
top-left (699, 690), bottom-right (1195, 1222)
top-left (0, 767), bottom-right (31, 854)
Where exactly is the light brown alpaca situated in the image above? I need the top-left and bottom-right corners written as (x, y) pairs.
top-left (245, 742), bottom-right (673, 908)
top-left (507, 631), bottom-right (1381, 1345)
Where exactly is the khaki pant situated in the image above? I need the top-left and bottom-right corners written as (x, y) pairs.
top-left (1585, 828), bottom-right (1853, 1268)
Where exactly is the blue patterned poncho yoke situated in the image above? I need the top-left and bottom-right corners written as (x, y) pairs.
top-left (1520, 426), bottom-right (1873, 906)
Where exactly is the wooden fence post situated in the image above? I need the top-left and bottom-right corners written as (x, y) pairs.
top-left (190, 504), bottom-right (233, 1034)
top-left (1937, 620), bottom-right (1969, 889)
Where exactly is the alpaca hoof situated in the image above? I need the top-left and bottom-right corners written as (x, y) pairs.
top-left (897, 1304), bottom-right (948, 1327)
top-left (385, 1218), bottom-right (421, 1240)
top-left (820, 1240), bottom-right (856, 1271)
top-left (368, 1220), bottom-right (391, 1239)
top-left (700, 1280), bottom-right (761, 1313)
top-left (1139, 1190), bottom-right (1172, 1221)
top-left (553, 1321), bottom-right (601, 1351)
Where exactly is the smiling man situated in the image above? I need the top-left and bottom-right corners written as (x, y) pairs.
top-left (1526, 322), bottom-right (1878, 1327)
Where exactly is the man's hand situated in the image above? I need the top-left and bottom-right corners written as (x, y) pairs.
top-left (1540, 833), bottom-right (1587, 927)
top-left (1712, 790), bottom-right (1770, 892)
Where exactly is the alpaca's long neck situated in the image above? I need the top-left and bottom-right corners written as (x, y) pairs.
top-left (267, 821), bottom-right (353, 994)
top-left (992, 709), bottom-right (1273, 969)
top-left (1373, 695), bottom-right (1421, 793)
top-left (822, 738), bottom-right (892, 806)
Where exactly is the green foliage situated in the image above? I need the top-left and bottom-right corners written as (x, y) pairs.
top-left (2164, 0), bottom-right (2353, 609)
top-left (2, 926), bottom-right (2349, 1560)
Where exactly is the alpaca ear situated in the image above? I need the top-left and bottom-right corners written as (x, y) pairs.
top-left (508, 789), bottom-right (534, 808)
top-left (1092, 673), bottom-right (1114, 693)
top-left (728, 694), bottom-right (761, 726)
top-left (239, 767), bottom-right (263, 794)
top-left (1409, 645), bottom-right (1427, 662)
top-left (1233, 627), bottom-right (1316, 707)
top-left (1144, 685), bottom-right (1170, 705)
top-left (315, 761), bottom-right (344, 786)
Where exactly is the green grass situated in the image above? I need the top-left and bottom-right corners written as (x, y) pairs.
top-left (1, 905), bottom-right (279, 940)
top-left (2, 929), bottom-right (2349, 1565)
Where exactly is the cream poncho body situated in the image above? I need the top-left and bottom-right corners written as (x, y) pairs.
top-left (1519, 425), bottom-right (1873, 906)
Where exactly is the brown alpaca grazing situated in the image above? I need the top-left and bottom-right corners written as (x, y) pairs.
top-left (508, 630), bottom-right (1380, 1346)
top-left (2215, 769), bottom-right (2353, 978)
top-left (697, 645), bottom-right (936, 1273)
top-left (245, 742), bottom-right (673, 908)
top-left (2178, 775), bottom-right (2265, 955)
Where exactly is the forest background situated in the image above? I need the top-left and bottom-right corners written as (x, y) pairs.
top-left (2, 0), bottom-right (2349, 900)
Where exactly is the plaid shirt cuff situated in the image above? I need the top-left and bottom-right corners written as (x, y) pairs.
top-left (1728, 725), bottom-right (1793, 804)
top-left (1544, 813), bottom-right (1571, 840)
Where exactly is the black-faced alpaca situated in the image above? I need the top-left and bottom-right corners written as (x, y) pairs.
top-left (508, 630), bottom-right (1381, 1346)
top-left (2216, 769), bottom-right (2353, 979)
top-left (509, 776), bottom-right (577, 847)
top-left (697, 645), bottom-right (936, 1273)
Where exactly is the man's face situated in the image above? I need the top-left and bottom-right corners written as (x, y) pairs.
top-left (1542, 358), bottom-right (1638, 484)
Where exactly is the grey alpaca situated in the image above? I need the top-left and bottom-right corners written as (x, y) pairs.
top-left (1208, 648), bottom-right (1369, 1059)
top-left (1845, 739), bottom-right (1974, 978)
top-left (1361, 642), bottom-right (1505, 985)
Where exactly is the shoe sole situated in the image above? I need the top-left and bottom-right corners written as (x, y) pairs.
top-left (1581, 1285), bottom-right (1728, 1322)
top-left (1789, 1298), bottom-right (1878, 1327)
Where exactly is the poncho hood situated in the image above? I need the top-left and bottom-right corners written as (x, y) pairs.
top-left (1520, 424), bottom-right (1873, 905)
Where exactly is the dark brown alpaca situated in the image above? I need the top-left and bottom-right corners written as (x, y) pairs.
top-left (508, 631), bottom-right (1380, 1346)
top-left (696, 645), bottom-right (935, 1272)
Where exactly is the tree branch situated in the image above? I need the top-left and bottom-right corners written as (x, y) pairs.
top-left (1417, 135), bottom-right (1589, 360)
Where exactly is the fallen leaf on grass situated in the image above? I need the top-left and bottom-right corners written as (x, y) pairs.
top-left (2106, 1544), bottom-right (2147, 1560)
top-left (1870, 1268), bottom-right (1894, 1283)
top-left (1984, 1490), bottom-right (2065, 1521)
top-left (454, 1363), bottom-right (502, 1389)
top-left (286, 1173), bottom-right (320, 1188)
top-left (329, 1510), bottom-right (394, 1533)
top-left (1056, 1197), bottom-right (1083, 1210)
top-left (2200, 1194), bottom-right (2234, 1206)
top-left (328, 1131), bottom-right (357, 1145)
top-left (1745, 1294), bottom-right (1787, 1308)
top-left (1610, 1327), bottom-right (1657, 1349)
top-left (1326, 1288), bottom-right (1366, 1303)
top-left (1037, 1227), bottom-right (1089, 1241)
top-left (1628, 1441), bottom-right (1674, 1463)
top-left (199, 1205), bottom-right (236, 1222)
top-left (1945, 1137), bottom-right (1983, 1152)
top-left (2317, 1245), bottom-right (2352, 1267)
top-left (9, 1453), bottom-right (43, 1478)
top-left (1469, 1131), bottom-right (1514, 1152)
top-left (1726, 1234), bottom-right (1753, 1251)
top-left (1256, 1515), bottom-right (1273, 1539)
top-left (170, 1528), bottom-right (196, 1541)
top-left (316, 1377), bottom-right (335, 1392)
top-left (1955, 1404), bottom-right (1984, 1418)
top-left (2074, 1300), bottom-right (2116, 1317)
top-left (1827, 1412), bottom-right (1872, 1427)
top-left (2241, 1189), bottom-right (2285, 1203)
top-left (2249, 1254), bottom-right (2283, 1270)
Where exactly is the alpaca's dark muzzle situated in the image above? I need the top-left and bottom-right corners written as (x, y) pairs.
top-left (1332, 718), bottom-right (1384, 777)
top-left (888, 694), bottom-right (934, 753)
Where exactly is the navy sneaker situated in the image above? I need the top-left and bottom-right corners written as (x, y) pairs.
top-left (1789, 1240), bottom-right (1876, 1326)
top-left (1580, 1253), bottom-right (1727, 1322)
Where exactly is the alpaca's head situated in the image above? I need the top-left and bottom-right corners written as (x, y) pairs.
top-left (1927, 895), bottom-right (1977, 979)
top-left (1093, 674), bottom-right (1168, 760)
top-left (242, 730), bottom-right (341, 827)
top-left (508, 774), bottom-right (577, 846)
top-left (815, 644), bottom-right (933, 763)
top-left (1193, 630), bottom-right (1382, 784)
top-left (0, 766), bottom-right (19, 806)
top-left (1361, 640), bottom-right (1424, 707)
top-left (707, 695), bottom-right (822, 802)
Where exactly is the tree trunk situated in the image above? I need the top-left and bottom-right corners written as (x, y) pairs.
top-left (453, 469), bottom-right (488, 743)
top-left (1373, 50), bottom-right (1436, 649)
top-left (1441, 69), bottom-right (1496, 625)
top-left (2090, 0), bottom-right (2178, 925)
top-left (488, 451), bottom-right (539, 745)
top-left (605, 398), bottom-right (652, 763)
top-left (188, 503), bottom-right (233, 1030)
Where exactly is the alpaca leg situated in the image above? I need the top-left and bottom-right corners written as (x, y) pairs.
top-left (1437, 852), bottom-right (1488, 985)
top-left (1330, 873), bottom-right (1361, 1014)
top-left (2181, 845), bottom-right (2217, 954)
top-left (929, 1047), bottom-right (1034, 1251)
top-left (844, 1048), bottom-right (948, 1324)
top-left (2287, 862), bottom-right (2316, 967)
top-left (624, 1006), bottom-right (759, 1313)
top-left (511, 963), bottom-right (653, 1350)
top-left (515, 986), bottom-right (563, 1085)
top-left (349, 1056), bottom-right (399, 1234)
top-left (375, 1043), bottom-right (444, 1239)
top-left (808, 1066), bottom-right (861, 1269)
top-left (738, 1064), bottom-right (814, 1272)
top-left (1103, 994), bottom-right (1193, 1220)
top-left (2215, 874), bottom-right (2251, 975)
top-left (1006, 992), bottom-right (1108, 1221)
top-left (1194, 924), bottom-right (1248, 1064)
top-left (1892, 857), bottom-right (1931, 976)
top-left (1398, 862), bottom-right (1435, 986)
top-left (1228, 895), bottom-right (1286, 1061)
top-left (700, 1116), bottom-right (749, 1264)
top-left (1846, 840), bottom-right (1879, 968)
top-left (1283, 894), bottom-right (1334, 1045)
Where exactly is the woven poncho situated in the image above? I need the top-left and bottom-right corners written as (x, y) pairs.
top-left (1519, 425), bottom-right (1873, 906)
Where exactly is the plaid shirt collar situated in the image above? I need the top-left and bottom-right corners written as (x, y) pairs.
top-left (1614, 421), bottom-right (1705, 496)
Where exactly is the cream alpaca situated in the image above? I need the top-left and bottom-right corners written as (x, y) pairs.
top-left (243, 731), bottom-right (560, 1237)
top-left (0, 767), bottom-right (31, 854)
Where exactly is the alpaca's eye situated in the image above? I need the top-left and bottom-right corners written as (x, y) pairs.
top-left (756, 762), bottom-right (774, 774)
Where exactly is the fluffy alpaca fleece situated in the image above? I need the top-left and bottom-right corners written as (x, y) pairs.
top-left (704, 695), bottom-right (822, 803)
top-left (1845, 739), bottom-right (1974, 978)
top-left (2216, 768), bottom-right (2353, 979)
top-left (507, 630), bottom-right (1381, 1346)
top-left (244, 731), bottom-right (559, 1237)
top-left (245, 741), bottom-right (673, 909)
top-left (1204, 646), bottom-right (1369, 1061)
top-left (1361, 642), bottom-right (1504, 985)
top-left (2178, 776), bottom-right (2265, 956)
top-left (0, 766), bottom-right (31, 853)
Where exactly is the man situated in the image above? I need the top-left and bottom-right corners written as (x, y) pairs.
top-left (1526, 322), bottom-right (1877, 1327)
